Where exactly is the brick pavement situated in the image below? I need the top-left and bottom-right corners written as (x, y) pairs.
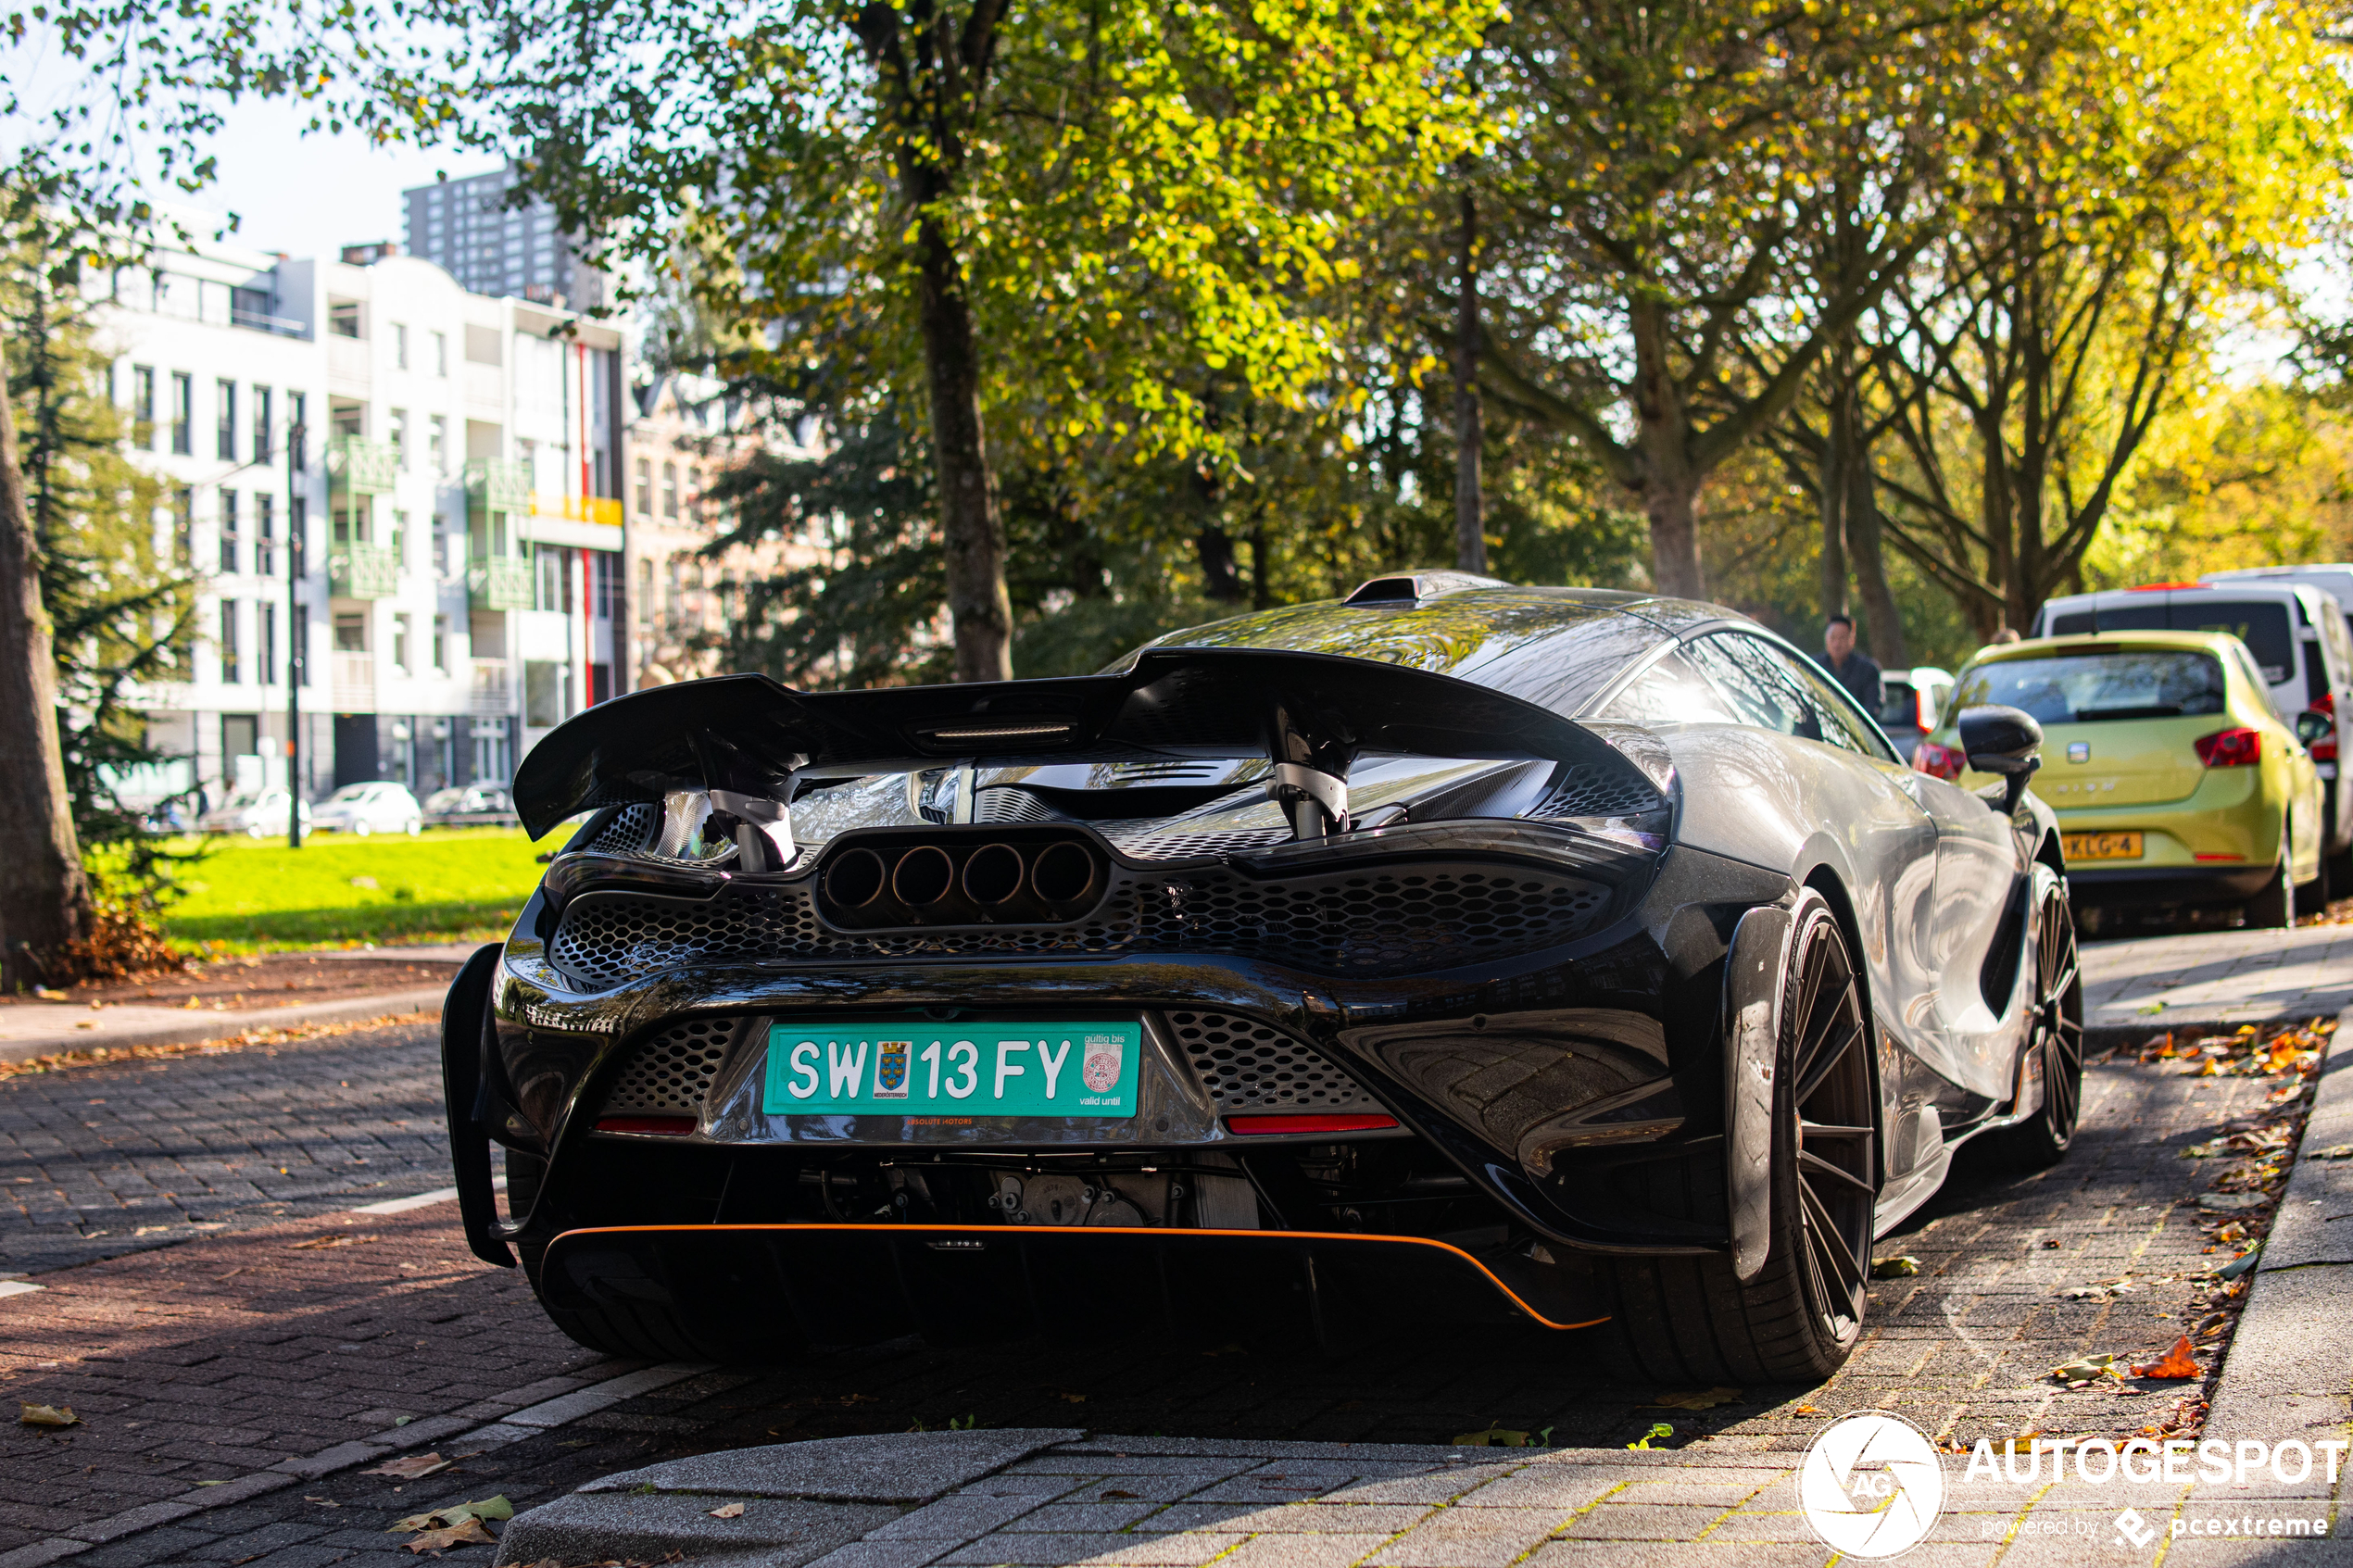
top-left (0, 1017), bottom-right (496, 1275)
top-left (2081, 922), bottom-right (2353, 1035)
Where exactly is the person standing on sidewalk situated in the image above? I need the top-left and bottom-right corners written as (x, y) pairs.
top-left (1819, 614), bottom-right (1883, 712)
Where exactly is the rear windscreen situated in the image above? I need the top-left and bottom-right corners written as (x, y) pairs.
top-left (2060, 599), bottom-right (2294, 683)
top-left (1875, 683), bottom-right (1916, 728)
top-left (1955, 651), bottom-right (2228, 724)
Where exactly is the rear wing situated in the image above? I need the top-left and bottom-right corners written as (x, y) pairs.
top-left (511, 647), bottom-right (1655, 839)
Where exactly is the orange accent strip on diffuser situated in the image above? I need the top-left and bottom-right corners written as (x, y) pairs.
top-left (552, 1221), bottom-right (1612, 1333)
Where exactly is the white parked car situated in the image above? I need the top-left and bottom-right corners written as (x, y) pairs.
top-left (311, 782), bottom-right (424, 836)
top-left (195, 787), bottom-right (311, 839)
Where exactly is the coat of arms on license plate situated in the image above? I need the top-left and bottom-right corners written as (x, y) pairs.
top-left (873, 1040), bottom-right (912, 1099)
top-left (1082, 1034), bottom-right (1123, 1093)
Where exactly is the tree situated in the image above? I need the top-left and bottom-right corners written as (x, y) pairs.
top-left (439, 0), bottom-right (1489, 678)
top-left (1461, 0), bottom-right (1992, 597)
top-left (1867, 0), bottom-right (2347, 637)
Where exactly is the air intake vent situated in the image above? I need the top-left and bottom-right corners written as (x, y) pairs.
top-left (1527, 763), bottom-right (1665, 820)
top-left (582, 803), bottom-right (656, 856)
top-left (1164, 1010), bottom-right (1383, 1111)
top-left (598, 1016), bottom-right (744, 1117)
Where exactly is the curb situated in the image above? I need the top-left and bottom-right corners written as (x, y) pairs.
top-left (0, 985), bottom-right (450, 1065)
top-left (2192, 1004), bottom-right (2353, 1514)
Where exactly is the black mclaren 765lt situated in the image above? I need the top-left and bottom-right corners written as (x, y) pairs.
top-left (442, 571), bottom-right (2083, 1384)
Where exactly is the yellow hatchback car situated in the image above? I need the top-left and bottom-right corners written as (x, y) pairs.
top-left (1916, 631), bottom-right (2327, 927)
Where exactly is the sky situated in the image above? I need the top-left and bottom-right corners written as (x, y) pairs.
top-left (166, 98), bottom-right (503, 260)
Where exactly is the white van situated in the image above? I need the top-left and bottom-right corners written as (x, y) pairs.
top-left (2032, 580), bottom-right (2353, 866)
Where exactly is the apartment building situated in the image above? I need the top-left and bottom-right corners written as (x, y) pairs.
top-left (401, 164), bottom-right (605, 312)
top-left (98, 220), bottom-right (632, 809)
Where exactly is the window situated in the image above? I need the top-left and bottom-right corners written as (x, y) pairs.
top-left (463, 325), bottom-right (502, 365)
top-left (253, 386), bottom-right (272, 463)
top-left (429, 415), bottom-right (447, 474)
top-left (391, 509), bottom-right (409, 567)
top-left (592, 550), bottom-right (617, 618)
top-left (392, 613), bottom-right (411, 674)
top-left (432, 330), bottom-right (447, 375)
top-left (333, 612), bottom-right (367, 652)
top-left (170, 372), bottom-right (193, 454)
top-left (535, 542), bottom-right (569, 612)
top-left (661, 462), bottom-right (678, 519)
top-left (222, 713), bottom-right (258, 759)
top-left (1682, 633), bottom-right (1819, 741)
top-left (260, 603), bottom-right (277, 684)
top-left (220, 599), bottom-right (242, 684)
top-left (288, 393), bottom-right (307, 470)
top-left (391, 408), bottom-right (409, 469)
top-left (635, 457), bottom-right (651, 515)
top-left (1956, 652), bottom-right (2229, 726)
top-left (1600, 649), bottom-right (1744, 728)
top-left (433, 614), bottom-right (449, 674)
top-left (392, 323), bottom-right (409, 370)
top-left (219, 491), bottom-right (241, 574)
top-left (171, 487), bottom-right (193, 563)
top-left (132, 366), bottom-right (156, 446)
top-left (290, 495), bottom-right (307, 571)
top-left (432, 527), bottom-right (449, 575)
top-left (472, 720), bottom-right (510, 787)
top-left (216, 379), bottom-right (236, 459)
top-left (328, 302), bottom-right (360, 338)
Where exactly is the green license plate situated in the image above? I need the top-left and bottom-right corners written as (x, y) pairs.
top-left (761, 1021), bottom-right (1142, 1119)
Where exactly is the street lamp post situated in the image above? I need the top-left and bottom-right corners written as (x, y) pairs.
top-left (287, 419), bottom-right (306, 849)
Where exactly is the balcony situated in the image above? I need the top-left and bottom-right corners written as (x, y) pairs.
top-left (326, 434), bottom-right (396, 495)
top-left (470, 659), bottom-right (512, 716)
top-left (465, 458), bottom-right (531, 511)
top-left (328, 542), bottom-right (400, 599)
top-left (469, 556), bottom-right (534, 611)
top-left (530, 492), bottom-right (624, 528)
top-left (330, 651), bottom-right (374, 713)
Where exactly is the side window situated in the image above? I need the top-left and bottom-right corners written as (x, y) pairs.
top-left (1757, 641), bottom-right (1898, 760)
top-left (1598, 649), bottom-right (1745, 726)
top-left (1682, 633), bottom-right (1820, 740)
top-left (2231, 644), bottom-right (2285, 725)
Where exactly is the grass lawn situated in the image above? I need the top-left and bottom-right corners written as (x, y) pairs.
top-left (153, 823), bottom-right (578, 950)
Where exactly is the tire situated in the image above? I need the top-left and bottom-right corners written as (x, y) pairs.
top-left (516, 1230), bottom-right (714, 1361)
top-left (2243, 836), bottom-right (2291, 929)
top-left (407, 818), bottom-right (422, 836)
top-left (246, 823), bottom-right (265, 840)
top-left (2298, 850), bottom-right (2333, 917)
top-left (354, 821), bottom-right (372, 838)
top-left (1602, 890), bottom-right (1875, 1384)
top-left (1981, 868), bottom-right (2085, 1170)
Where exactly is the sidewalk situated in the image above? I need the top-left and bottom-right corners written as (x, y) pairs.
top-left (2081, 922), bottom-right (2353, 1038)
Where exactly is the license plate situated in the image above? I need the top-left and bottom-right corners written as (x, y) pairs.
top-left (761, 1021), bottom-right (1141, 1118)
top-left (2062, 831), bottom-right (2143, 862)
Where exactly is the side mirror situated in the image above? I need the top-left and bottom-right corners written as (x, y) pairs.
top-left (1957, 704), bottom-right (2043, 812)
top-left (2296, 710), bottom-right (2333, 748)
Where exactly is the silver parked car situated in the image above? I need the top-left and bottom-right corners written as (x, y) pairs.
top-left (195, 786), bottom-right (311, 839)
top-left (311, 781), bottom-right (424, 836)
top-left (424, 785), bottom-right (520, 828)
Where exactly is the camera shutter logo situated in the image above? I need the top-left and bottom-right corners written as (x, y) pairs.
top-left (1797, 1412), bottom-right (1946, 1558)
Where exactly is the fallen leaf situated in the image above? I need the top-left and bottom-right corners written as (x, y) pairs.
top-left (1453, 1427), bottom-right (1532, 1447)
top-left (1650, 1387), bottom-right (1742, 1411)
top-left (388, 1497), bottom-right (513, 1534)
top-left (362, 1453), bottom-right (452, 1480)
top-left (2184, 1142), bottom-right (2220, 1159)
top-left (1870, 1256), bottom-right (1921, 1277)
top-left (1057, 1394), bottom-right (1087, 1404)
top-left (2134, 1336), bottom-right (2202, 1379)
top-left (289, 1233), bottom-right (378, 1250)
top-left (2040, 1238), bottom-right (2062, 1249)
top-left (1793, 1404), bottom-right (1824, 1416)
top-left (708, 1503), bottom-right (746, 1519)
top-left (2050, 1354), bottom-right (2123, 1383)
top-left (2308, 1144), bottom-right (2353, 1160)
top-left (2196, 1193), bottom-right (2269, 1211)
top-left (405, 1516), bottom-right (495, 1553)
top-left (2059, 1286), bottom-right (2109, 1301)
top-left (19, 1404), bottom-right (77, 1427)
top-left (1101, 1489), bottom-right (1141, 1499)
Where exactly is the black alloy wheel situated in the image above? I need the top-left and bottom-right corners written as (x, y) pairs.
top-left (1603, 890), bottom-right (1876, 1383)
top-left (1991, 868), bottom-right (2085, 1169)
top-left (1784, 897), bottom-right (1875, 1352)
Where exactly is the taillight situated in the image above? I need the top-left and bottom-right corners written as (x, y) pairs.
top-left (1226, 1113), bottom-right (1400, 1135)
top-left (595, 1115), bottom-right (696, 1135)
top-left (1913, 741), bottom-right (1966, 781)
top-left (2313, 693), bottom-right (2338, 762)
top-left (2194, 728), bottom-right (2263, 768)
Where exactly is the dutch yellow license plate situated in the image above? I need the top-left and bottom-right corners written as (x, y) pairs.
top-left (2062, 831), bottom-right (2143, 862)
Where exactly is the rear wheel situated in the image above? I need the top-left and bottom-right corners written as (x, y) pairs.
top-left (1604, 892), bottom-right (1874, 1384)
top-left (2297, 850), bottom-right (2332, 916)
top-left (1982, 869), bottom-right (2084, 1169)
top-left (508, 1155), bottom-right (714, 1361)
top-left (2244, 833), bottom-right (2292, 929)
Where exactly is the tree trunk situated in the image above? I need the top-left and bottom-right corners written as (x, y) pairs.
top-left (0, 321), bottom-right (92, 989)
top-left (1629, 299), bottom-right (1705, 598)
top-left (912, 214), bottom-right (1013, 683)
top-left (1818, 379), bottom-right (1849, 625)
top-left (1453, 187), bottom-right (1485, 574)
top-left (1844, 430), bottom-right (1907, 667)
top-left (1644, 480), bottom-right (1705, 600)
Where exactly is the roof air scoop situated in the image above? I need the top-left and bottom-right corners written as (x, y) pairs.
top-left (1343, 571), bottom-right (1510, 606)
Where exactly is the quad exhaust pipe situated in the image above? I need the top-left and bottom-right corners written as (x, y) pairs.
top-left (819, 834), bottom-right (1104, 928)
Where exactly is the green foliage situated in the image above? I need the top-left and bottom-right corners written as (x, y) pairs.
top-left (1, 256), bottom-right (198, 901)
top-left (152, 827), bottom-right (561, 951)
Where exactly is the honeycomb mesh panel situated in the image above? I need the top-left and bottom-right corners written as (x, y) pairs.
top-left (1101, 823), bottom-right (1294, 860)
top-left (583, 803), bottom-right (655, 856)
top-left (1528, 763), bottom-right (1664, 820)
top-left (1165, 1010), bottom-right (1381, 1111)
top-left (973, 786), bottom-right (1059, 824)
top-left (548, 856), bottom-right (1612, 987)
top-left (598, 1016), bottom-right (741, 1117)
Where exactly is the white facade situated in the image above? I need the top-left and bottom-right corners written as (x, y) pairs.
top-left (96, 224), bottom-right (633, 809)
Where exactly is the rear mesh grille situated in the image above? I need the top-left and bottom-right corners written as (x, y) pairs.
top-left (548, 860), bottom-right (1611, 987)
top-left (1528, 764), bottom-right (1665, 820)
top-left (1165, 1010), bottom-right (1382, 1111)
top-left (583, 804), bottom-right (655, 856)
top-left (598, 1016), bottom-right (742, 1117)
